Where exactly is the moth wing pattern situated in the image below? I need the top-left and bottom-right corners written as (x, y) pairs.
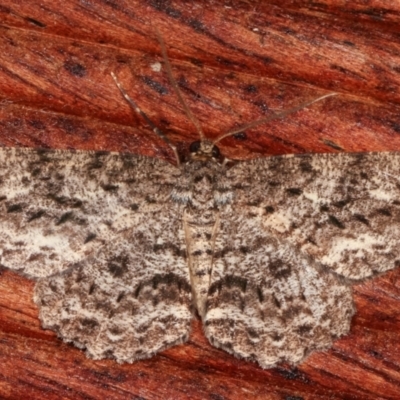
top-left (204, 205), bottom-right (354, 368)
top-left (0, 148), bottom-right (192, 361)
top-left (204, 152), bottom-right (400, 368)
top-left (2, 146), bottom-right (400, 366)
top-left (227, 152), bottom-right (400, 280)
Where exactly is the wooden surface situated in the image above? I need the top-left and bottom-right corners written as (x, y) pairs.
top-left (0, 1), bottom-right (400, 399)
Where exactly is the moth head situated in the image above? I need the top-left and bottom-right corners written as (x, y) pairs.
top-left (189, 140), bottom-right (221, 161)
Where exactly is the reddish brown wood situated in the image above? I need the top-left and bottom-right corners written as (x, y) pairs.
top-left (0, 1), bottom-right (400, 399)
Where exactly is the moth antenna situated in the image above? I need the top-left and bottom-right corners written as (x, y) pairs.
top-left (111, 71), bottom-right (181, 166)
top-left (213, 92), bottom-right (337, 145)
top-left (155, 28), bottom-right (205, 141)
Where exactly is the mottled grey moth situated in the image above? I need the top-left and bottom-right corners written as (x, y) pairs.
top-left (1, 35), bottom-right (399, 369)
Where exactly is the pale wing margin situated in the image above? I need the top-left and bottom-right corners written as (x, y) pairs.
top-left (225, 152), bottom-right (400, 280)
top-left (0, 147), bottom-right (180, 278)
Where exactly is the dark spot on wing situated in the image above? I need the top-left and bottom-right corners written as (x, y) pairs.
top-left (216, 187), bottom-right (232, 193)
top-left (268, 181), bottom-right (280, 187)
top-left (108, 255), bottom-right (129, 277)
top-left (36, 149), bottom-right (52, 163)
top-left (145, 196), bottom-right (156, 204)
top-left (71, 199), bottom-right (83, 208)
top-left (7, 203), bottom-right (24, 213)
top-left (257, 287), bottom-right (264, 302)
top-left (88, 283), bottom-right (96, 295)
top-left (153, 273), bottom-right (190, 291)
top-left (377, 208), bottom-right (391, 216)
top-left (27, 210), bottom-right (45, 222)
top-left (27, 253), bottom-right (41, 262)
top-left (56, 211), bottom-right (73, 225)
top-left (84, 233), bottom-right (97, 244)
top-left (272, 294), bottom-right (281, 308)
top-left (271, 332), bottom-right (283, 342)
top-left (248, 329), bottom-right (260, 339)
top-left (328, 215), bottom-right (345, 229)
top-left (286, 188), bottom-right (303, 196)
top-left (213, 246), bottom-right (233, 259)
top-left (52, 195), bottom-right (82, 208)
top-left (80, 318), bottom-right (98, 328)
top-left (353, 214), bottom-right (369, 225)
top-left (87, 160), bottom-right (104, 169)
top-left (101, 184), bottom-right (119, 192)
top-left (94, 151), bottom-right (111, 156)
top-left (299, 161), bottom-right (313, 173)
top-left (31, 168), bottom-right (41, 177)
top-left (109, 327), bottom-right (123, 336)
top-left (194, 175), bottom-right (204, 183)
top-left (247, 200), bottom-right (261, 206)
top-left (270, 259), bottom-right (292, 279)
top-left (306, 236), bottom-right (317, 245)
top-left (153, 243), bottom-right (186, 258)
top-left (333, 198), bottom-right (351, 208)
top-left (350, 178), bottom-right (359, 185)
top-left (297, 324), bottom-right (313, 335)
top-left (208, 275), bottom-right (247, 295)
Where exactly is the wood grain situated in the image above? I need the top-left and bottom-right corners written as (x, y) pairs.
top-left (0, 1), bottom-right (400, 399)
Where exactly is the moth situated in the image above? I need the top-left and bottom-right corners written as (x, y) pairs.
top-left (1, 33), bottom-right (399, 369)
